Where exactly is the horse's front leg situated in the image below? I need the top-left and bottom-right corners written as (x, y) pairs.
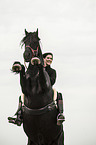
top-left (38, 64), bottom-right (50, 91)
top-left (12, 61), bottom-right (27, 95)
top-left (12, 61), bottom-right (22, 73)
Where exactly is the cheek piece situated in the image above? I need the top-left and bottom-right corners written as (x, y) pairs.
top-left (25, 45), bottom-right (39, 57)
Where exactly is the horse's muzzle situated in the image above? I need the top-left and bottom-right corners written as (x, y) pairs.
top-left (23, 51), bottom-right (31, 62)
top-left (31, 57), bottom-right (41, 65)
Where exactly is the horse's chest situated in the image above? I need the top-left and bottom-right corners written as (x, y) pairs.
top-left (26, 76), bottom-right (42, 94)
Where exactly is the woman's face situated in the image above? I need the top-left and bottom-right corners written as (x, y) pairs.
top-left (44, 54), bottom-right (53, 66)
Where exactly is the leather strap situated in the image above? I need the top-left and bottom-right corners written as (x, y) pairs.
top-left (22, 101), bottom-right (56, 115)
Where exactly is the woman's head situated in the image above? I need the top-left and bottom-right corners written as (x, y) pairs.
top-left (43, 53), bottom-right (53, 66)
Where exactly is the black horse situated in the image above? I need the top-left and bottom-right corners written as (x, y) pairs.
top-left (12, 29), bottom-right (64, 145)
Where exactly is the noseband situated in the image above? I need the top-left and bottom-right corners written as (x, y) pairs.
top-left (26, 45), bottom-right (39, 57)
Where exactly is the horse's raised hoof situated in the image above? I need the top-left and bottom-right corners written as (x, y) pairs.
top-left (12, 62), bottom-right (22, 73)
top-left (31, 57), bottom-right (41, 65)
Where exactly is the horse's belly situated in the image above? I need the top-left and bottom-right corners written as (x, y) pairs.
top-left (23, 109), bottom-right (62, 144)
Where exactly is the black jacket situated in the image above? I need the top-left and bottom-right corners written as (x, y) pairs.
top-left (45, 65), bottom-right (56, 86)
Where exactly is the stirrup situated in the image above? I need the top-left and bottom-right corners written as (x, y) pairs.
top-left (57, 113), bottom-right (65, 125)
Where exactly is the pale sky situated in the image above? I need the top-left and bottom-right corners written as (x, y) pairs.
top-left (0, 0), bottom-right (96, 145)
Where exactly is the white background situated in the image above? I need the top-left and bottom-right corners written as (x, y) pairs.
top-left (0, 0), bottom-right (96, 145)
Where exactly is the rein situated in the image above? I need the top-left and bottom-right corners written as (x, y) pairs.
top-left (26, 45), bottom-right (39, 57)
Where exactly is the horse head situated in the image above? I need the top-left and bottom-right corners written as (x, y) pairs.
top-left (21, 29), bottom-right (44, 65)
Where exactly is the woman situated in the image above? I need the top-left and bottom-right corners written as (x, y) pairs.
top-left (43, 52), bottom-right (65, 125)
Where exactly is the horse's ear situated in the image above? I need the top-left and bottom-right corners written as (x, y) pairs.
top-left (36, 28), bottom-right (38, 37)
top-left (25, 29), bottom-right (28, 35)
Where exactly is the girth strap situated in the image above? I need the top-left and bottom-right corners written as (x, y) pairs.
top-left (22, 101), bottom-right (56, 115)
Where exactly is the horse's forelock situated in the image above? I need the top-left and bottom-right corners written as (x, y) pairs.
top-left (21, 32), bottom-right (40, 47)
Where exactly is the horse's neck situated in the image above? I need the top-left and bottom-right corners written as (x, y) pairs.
top-left (24, 79), bottom-right (53, 109)
top-left (26, 64), bottom-right (38, 76)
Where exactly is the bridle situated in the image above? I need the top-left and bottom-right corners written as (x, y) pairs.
top-left (26, 45), bottom-right (39, 57)
top-left (24, 45), bottom-right (39, 69)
